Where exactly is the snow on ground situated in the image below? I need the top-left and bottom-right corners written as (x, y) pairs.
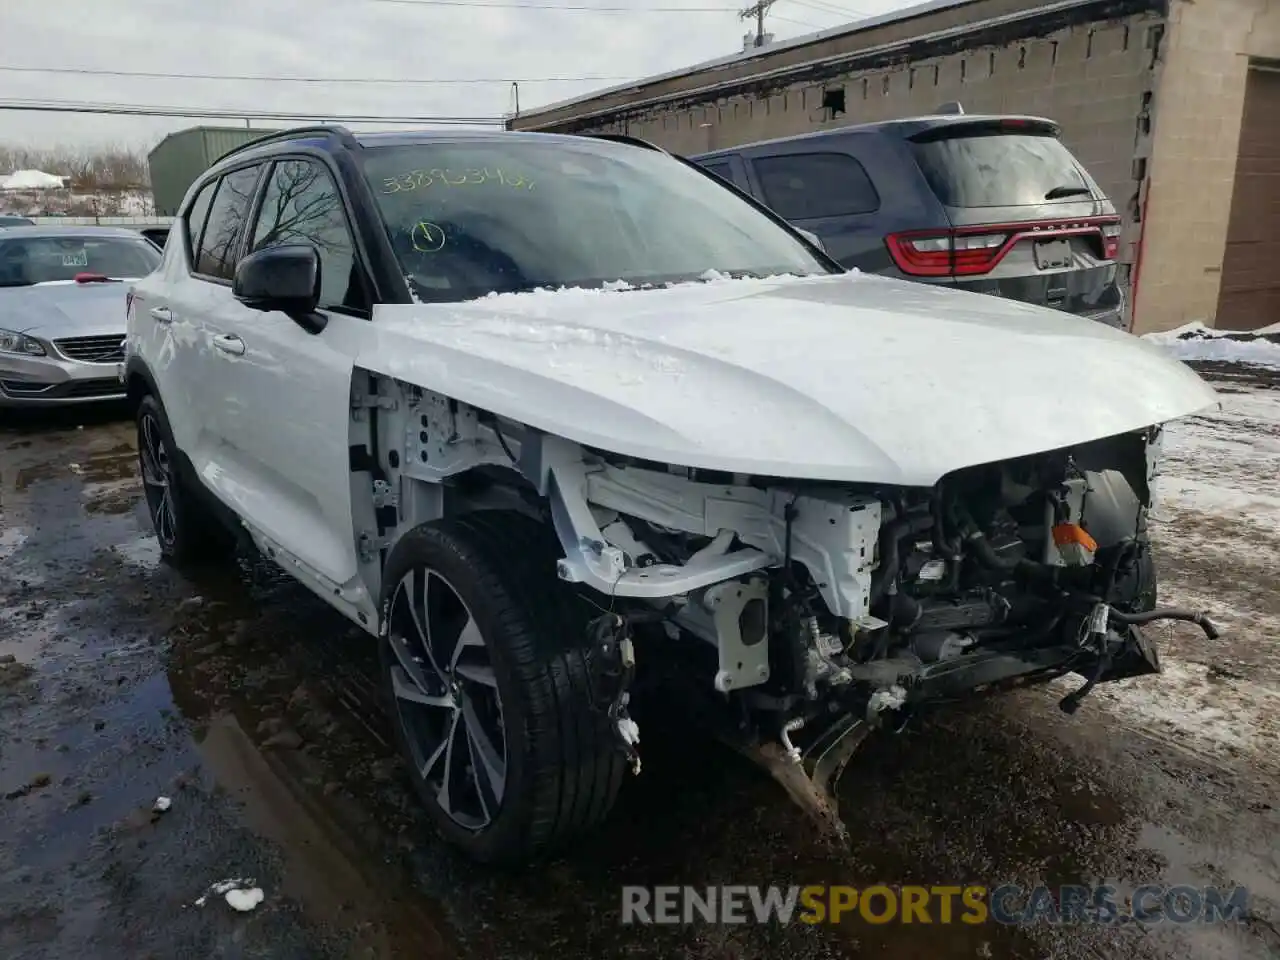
top-left (0, 169), bottom-right (67, 190)
top-left (1050, 372), bottom-right (1280, 778)
top-left (1144, 321), bottom-right (1280, 368)
top-left (1, 188), bottom-right (154, 218)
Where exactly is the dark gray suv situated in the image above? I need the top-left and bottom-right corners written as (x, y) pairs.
top-left (691, 112), bottom-right (1125, 328)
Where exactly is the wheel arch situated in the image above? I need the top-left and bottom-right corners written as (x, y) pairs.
top-left (124, 355), bottom-right (160, 408)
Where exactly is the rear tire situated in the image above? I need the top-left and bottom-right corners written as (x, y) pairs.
top-left (135, 394), bottom-right (235, 566)
top-left (379, 510), bottom-right (626, 865)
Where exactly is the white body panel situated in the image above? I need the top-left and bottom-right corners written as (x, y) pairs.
top-left (128, 241), bottom-right (369, 622)
top-left (365, 273), bottom-right (1218, 487)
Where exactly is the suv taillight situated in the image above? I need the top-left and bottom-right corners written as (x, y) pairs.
top-left (886, 217), bottom-right (1122, 277)
top-left (1101, 222), bottom-right (1121, 260)
top-left (885, 231), bottom-right (1009, 277)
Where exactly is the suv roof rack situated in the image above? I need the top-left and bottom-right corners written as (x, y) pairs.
top-left (213, 125), bottom-right (359, 164)
top-left (578, 133), bottom-right (666, 153)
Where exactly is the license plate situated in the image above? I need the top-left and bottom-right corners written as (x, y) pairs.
top-left (1033, 238), bottom-right (1072, 270)
top-left (61, 251), bottom-right (89, 267)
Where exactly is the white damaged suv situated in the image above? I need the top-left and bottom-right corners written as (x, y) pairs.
top-left (123, 126), bottom-right (1222, 864)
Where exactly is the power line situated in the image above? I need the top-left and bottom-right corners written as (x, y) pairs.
top-left (0, 98), bottom-right (506, 125)
top-left (770, 13), bottom-right (821, 26)
top-left (0, 64), bottom-right (633, 86)
top-left (790, 0), bottom-right (864, 15)
top-left (374, 0), bottom-right (738, 9)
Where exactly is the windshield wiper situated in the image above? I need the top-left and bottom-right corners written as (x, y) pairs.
top-left (0, 280), bottom-right (32, 287)
top-left (1044, 184), bottom-right (1093, 200)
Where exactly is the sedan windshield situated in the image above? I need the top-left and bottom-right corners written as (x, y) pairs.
top-left (360, 137), bottom-right (833, 302)
top-left (0, 235), bottom-right (162, 287)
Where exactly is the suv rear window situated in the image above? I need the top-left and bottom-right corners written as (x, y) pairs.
top-left (911, 132), bottom-right (1091, 208)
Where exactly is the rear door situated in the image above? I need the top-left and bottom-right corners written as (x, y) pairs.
top-left (165, 163), bottom-right (265, 460)
top-left (742, 145), bottom-right (886, 270)
top-left (903, 120), bottom-right (1121, 317)
top-left (128, 173), bottom-right (222, 457)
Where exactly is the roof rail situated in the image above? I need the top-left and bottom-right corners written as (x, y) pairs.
top-left (579, 133), bottom-right (667, 153)
top-left (213, 125), bottom-right (358, 164)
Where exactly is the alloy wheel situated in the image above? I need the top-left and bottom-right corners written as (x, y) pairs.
top-left (138, 412), bottom-right (176, 548)
top-left (387, 567), bottom-right (507, 830)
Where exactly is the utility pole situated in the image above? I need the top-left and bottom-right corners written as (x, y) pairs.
top-left (739, 0), bottom-right (777, 48)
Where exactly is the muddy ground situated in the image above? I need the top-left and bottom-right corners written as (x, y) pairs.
top-left (1, 363), bottom-right (1277, 960)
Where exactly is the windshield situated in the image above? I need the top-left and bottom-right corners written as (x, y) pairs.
top-left (0, 235), bottom-right (161, 286)
top-left (360, 138), bottom-right (833, 302)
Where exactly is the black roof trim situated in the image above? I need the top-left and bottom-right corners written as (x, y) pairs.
top-left (212, 125), bottom-right (359, 165)
top-left (577, 133), bottom-right (668, 152)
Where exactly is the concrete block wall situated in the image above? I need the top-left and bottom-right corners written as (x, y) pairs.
top-left (1135, 0), bottom-right (1278, 333)
top-left (622, 18), bottom-right (1161, 198)
top-left (601, 13), bottom-right (1162, 322)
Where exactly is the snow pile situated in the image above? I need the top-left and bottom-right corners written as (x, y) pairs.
top-left (193, 877), bottom-right (265, 912)
top-left (1144, 321), bottom-right (1280, 368)
top-left (0, 169), bottom-right (66, 191)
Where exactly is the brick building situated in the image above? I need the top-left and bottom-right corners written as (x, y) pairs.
top-left (509, 0), bottom-right (1280, 334)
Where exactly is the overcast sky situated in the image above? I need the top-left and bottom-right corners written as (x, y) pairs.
top-left (0, 0), bottom-right (909, 154)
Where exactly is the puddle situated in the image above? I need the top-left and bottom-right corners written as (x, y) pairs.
top-left (80, 442), bottom-right (135, 479)
top-left (0, 529), bottom-right (28, 561)
top-left (113, 536), bottom-right (161, 571)
top-left (193, 713), bottom-right (457, 957)
top-left (12, 461), bottom-right (61, 491)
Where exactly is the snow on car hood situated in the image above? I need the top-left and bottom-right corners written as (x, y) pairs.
top-left (363, 272), bottom-right (1219, 486)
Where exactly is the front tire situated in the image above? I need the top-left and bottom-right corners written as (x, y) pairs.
top-left (135, 394), bottom-right (234, 566)
top-left (379, 510), bottom-right (626, 865)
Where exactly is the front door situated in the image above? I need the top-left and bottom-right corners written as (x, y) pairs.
top-left (203, 157), bottom-right (372, 610)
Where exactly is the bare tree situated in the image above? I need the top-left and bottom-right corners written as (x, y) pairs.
top-left (0, 144), bottom-right (149, 191)
top-left (251, 160), bottom-right (345, 252)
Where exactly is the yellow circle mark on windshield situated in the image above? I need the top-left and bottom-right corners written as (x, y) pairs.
top-left (411, 221), bottom-right (446, 253)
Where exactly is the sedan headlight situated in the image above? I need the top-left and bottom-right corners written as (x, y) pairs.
top-left (0, 328), bottom-right (46, 356)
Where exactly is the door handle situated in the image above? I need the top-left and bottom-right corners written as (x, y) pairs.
top-left (212, 334), bottom-right (246, 356)
top-left (149, 306), bottom-right (173, 324)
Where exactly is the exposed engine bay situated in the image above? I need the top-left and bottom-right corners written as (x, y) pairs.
top-left (367, 382), bottom-right (1222, 841)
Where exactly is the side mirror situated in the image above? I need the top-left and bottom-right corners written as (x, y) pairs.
top-left (797, 228), bottom-right (826, 253)
top-left (233, 245), bottom-right (323, 330)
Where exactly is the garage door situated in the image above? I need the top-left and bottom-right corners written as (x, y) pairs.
top-left (1217, 67), bottom-right (1280, 330)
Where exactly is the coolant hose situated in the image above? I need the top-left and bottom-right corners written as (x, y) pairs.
top-left (963, 528), bottom-right (1022, 570)
top-left (871, 514), bottom-right (933, 602)
top-left (1108, 606), bottom-right (1221, 640)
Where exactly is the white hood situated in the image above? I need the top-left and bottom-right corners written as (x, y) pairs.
top-left (363, 273), bottom-right (1218, 487)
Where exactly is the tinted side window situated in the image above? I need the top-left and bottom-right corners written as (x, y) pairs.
top-left (196, 165), bottom-right (262, 280)
top-left (250, 159), bottom-right (365, 312)
top-left (183, 179), bottom-right (217, 260)
top-left (752, 152), bottom-right (880, 220)
top-left (699, 160), bottom-right (733, 183)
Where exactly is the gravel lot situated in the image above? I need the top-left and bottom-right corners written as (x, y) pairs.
top-left (1, 362), bottom-right (1277, 960)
